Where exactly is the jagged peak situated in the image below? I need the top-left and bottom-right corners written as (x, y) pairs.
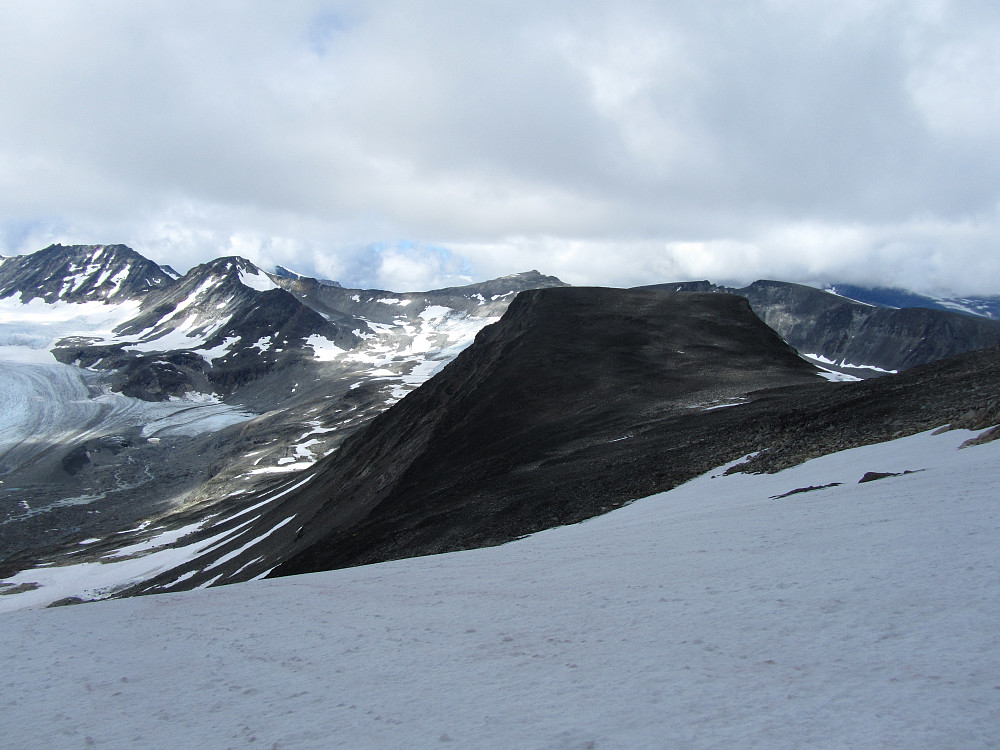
top-left (177, 256), bottom-right (281, 297)
top-left (0, 243), bottom-right (175, 303)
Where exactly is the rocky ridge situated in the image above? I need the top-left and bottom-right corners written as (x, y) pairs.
top-left (115, 287), bottom-right (1000, 594)
top-left (654, 279), bottom-right (1000, 375)
top-left (0, 244), bottom-right (175, 303)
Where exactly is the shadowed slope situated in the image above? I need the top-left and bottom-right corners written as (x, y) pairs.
top-left (263, 288), bottom-right (821, 576)
top-left (656, 280), bottom-right (1000, 374)
top-left (119, 286), bottom-right (1000, 594)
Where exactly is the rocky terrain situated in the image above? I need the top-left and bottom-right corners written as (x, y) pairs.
top-left (1, 245), bottom-right (998, 609)
top-left (98, 286), bottom-right (1000, 598)
top-left (0, 244), bottom-right (564, 571)
top-left (655, 280), bottom-right (1000, 376)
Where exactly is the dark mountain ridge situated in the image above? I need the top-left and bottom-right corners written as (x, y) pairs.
top-left (121, 287), bottom-right (823, 590)
top-left (210, 287), bottom-right (987, 581)
top-left (655, 279), bottom-right (1000, 375)
top-left (259, 300), bottom-right (1000, 582)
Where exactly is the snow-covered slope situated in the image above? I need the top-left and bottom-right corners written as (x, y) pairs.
top-left (2, 427), bottom-right (997, 749)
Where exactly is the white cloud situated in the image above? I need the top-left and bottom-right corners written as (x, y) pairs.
top-left (0, 1), bottom-right (998, 295)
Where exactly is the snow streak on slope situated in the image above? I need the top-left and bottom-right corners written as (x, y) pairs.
top-left (2, 427), bottom-right (998, 749)
top-left (0, 471), bottom-right (316, 611)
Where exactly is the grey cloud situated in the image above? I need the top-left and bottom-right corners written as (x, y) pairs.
top-left (0, 1), bottom-right (998, 294)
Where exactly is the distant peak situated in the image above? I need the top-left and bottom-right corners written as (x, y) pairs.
top-left (0, 243), bottom-right (176, 303)
top-left (198, 256), bottom-right (261, 276)
top-left (271, 265), bottom-right (342, 287)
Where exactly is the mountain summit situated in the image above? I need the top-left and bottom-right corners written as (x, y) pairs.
top-left (0, 244), bottom-right (175, 303)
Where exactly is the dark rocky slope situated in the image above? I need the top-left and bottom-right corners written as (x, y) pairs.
top-left (655, 280), bottom-right (1000, 375)
top-left (246, 288), bottom-right (824, 579)
top-left (120, 286), bottom-right (1000, 594)
top-left (265, 287), bottom-right (1000, 580)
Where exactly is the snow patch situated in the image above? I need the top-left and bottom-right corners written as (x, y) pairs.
top-left (803, 353), bottom-right (897, 374)
top-left (304, 334), bottom-right (347, 361)
top-left (238, 268), bottom-right (279, 293)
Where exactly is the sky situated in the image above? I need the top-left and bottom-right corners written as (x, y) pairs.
top-left (1, 1), bottom-right (998, 293)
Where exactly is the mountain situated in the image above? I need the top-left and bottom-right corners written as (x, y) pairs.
top-left (53, 255), bottom-right (358, 401)
top-left (262, 288), bottom-right (821, 576)
top-left (0, 243), bottom-right (174, 303)
top-left (262, 292), bottom-right (1000, 581)
top-left (70, 286), bottom-right (995, 597)
top-left (0, 245), bottom-right (566, 579)
top-left (2, 253), bottom-right (999, 609)
top-left (825, 283), bottom-right (1000, 319)
top-left (654, 280), bottom-right (1000, 376)
top-left (271, 269), bottom-right (566, 326)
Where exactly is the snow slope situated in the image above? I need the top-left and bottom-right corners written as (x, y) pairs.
top-left (2, 427), bottom-right (998, 749)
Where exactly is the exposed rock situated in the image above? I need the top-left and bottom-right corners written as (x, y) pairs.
top-left (652, 280), bottom-right (1000, 375)
top-left (858, 470), bottom-right (921, 483)
top-left (0, 244), bottom-right (175, 303)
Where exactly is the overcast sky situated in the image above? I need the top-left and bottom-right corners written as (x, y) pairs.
top-left (1, 1), bottom-right (998, 293)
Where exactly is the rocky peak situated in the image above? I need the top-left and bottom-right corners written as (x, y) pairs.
top-left (0, 243), bottom-right (176, 303)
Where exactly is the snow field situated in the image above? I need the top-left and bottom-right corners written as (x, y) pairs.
top-left (0, 295), bottom-right (141, 361)
top-left (2, 427), bottom-right (998, 748)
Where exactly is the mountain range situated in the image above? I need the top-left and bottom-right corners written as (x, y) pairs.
top-left (0, 243), bottom-right (998, 609)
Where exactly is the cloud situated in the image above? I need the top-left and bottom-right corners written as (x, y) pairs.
top-left (0, 1), bottom-right (998, 294)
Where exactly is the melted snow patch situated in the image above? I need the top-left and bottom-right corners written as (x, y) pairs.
top-left (419, 305), bottom-right (452, 320)
top-left (194, 336), bottom-right (239, 363)
top-left (818, 370), bottom-right (862, 382)
top-left (251, 336), bottom-right (272, 353)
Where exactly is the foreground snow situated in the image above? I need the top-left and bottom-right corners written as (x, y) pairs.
top-left (2, 428), bottom-right (999, 749)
